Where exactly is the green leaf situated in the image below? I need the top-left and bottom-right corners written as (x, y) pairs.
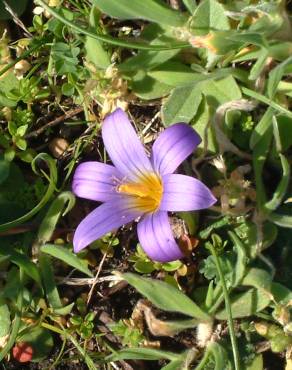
top-left (228, 32), bottom-right (268, 49)
top-left (246, 355), bottom-right (263, 370)
top-left (8, 121), bottom-right (17, 136)
top-left (249, 48), bottom-right (269, 81)
top-left (260, 116), bottom-right (291, 213)
top-left (85, 6), bottom-right (111, 69)
top-left (131, 74), bottom-right (172, 100)
top-left (228, 231), bottom-right (247, 287)
top-left (215, 288), bottom-right (271, 319)
top-left (53, 302), bottom-right (75, 315)
top-left (15, 137), bottom-right (27, 151)
top-left (134, 261), bottom-right (155, 274)
top-left (107, 347), bottom-right (180, 361)
top-left (241, 268), bottom-right (272, 292)
top-left (252, 128), bottom-right (273, 208)
top-left (275, 115), bottom-right (292, 151)
top-left (200, 75), bottom-right (242, 106)
top-left (207, 342), bottom-right (228, 370)
top-left (0, 92), bottom-right (17, 107)
top-left (182, 0), bottom-right (197, 14)
top-left (120, 28), bottom-right (179, 72)
top-left (242, 87), bottom-right (292, 120)
top-left (37, 191), bottom-right (75, 244)
top-left (250, 107), bottom-right (274, 149)
top-left (153, 318), bottom-right (199, 335)
top-left (16, 124), bottom-right (28, 137)
top-left (192, 96), bottom-right (217, 152)
top-left (258, 42), bottom-right (292, 62)
top-left (195, 342), bottom-right (228, 370)
top-left (0, 302), bottom-right (10, 337)
top-left (4, 147), bottom-right (15, 162)
top-left (148, 61), bottom-right (204, 87)
top-left (122, 272), bottom-right (210, 320)
top-left (0, 70), bottom-right (19, 91)
top-left (270, 282), bottom-right (292, 304)
top-left (268, 212), bottom-right (292, 228)
top-left (161, 359), bottom-right (188, 370)
top-left (162, 85), bottom-right (202, 126)
top-left (162, 260), bottom-right (183, 272)
top-left (39, 254), bottom-right (62, 309)
top-left (149, 65), bottom-right (238, 89)
top-left (190, 0), bottom-right (230, 35)
top-left (121, 49), bottom-right (179, 73)
top-left (61, 82), bottom-right (75, 96)
top-left (267, 56), bottom-right (292, 99)
top-left (17, 149), bottom-right (36, 163)
top-left (85, 37), bottom-right (110, 70)
top-left (234, 220), bottom-right (277, 259)
top-left (36, 0), bottom-right (189, 51)
top-left (264, 153), bottom-right (290, 212)
top-left (51, 42), bottom-right (80, 75)
top-left (41, 244), bottom-right (93, 277)
top-left (167, 350), bottom-right (197, 370)
top-left (91, 0), bottom-right (187, 27)
top-left (0, 249), bottom-right (41, 285)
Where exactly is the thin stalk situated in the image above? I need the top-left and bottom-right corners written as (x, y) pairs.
top-left (208, 244), bottom-right (241, 370)
top-left (36, 0), bottom-right (189, 51)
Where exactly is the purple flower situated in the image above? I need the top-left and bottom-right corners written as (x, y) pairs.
top-left (72, 109), bottom-right (216, 262)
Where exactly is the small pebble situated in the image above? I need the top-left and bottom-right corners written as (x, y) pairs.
top-left (49, 137), bottom-right (69, 158)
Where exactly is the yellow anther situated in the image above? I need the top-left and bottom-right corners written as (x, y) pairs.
top-left (118, 172), bottom-right (163, 213)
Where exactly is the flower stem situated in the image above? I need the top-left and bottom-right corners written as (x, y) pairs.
top-left (208, 244), bottom-right (241, 370)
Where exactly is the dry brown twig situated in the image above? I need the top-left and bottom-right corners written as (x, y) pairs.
top-left (25, 106), bottom-right (84, 139)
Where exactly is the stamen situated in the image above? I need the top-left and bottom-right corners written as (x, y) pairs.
top-left (117, 172), bottom-right (163, 213)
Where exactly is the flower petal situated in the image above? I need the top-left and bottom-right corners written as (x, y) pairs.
top-left (73, 199), bottom-right (142, 252)
top-left (137, 211), bottom-right (183, 262)
top-left (160, 174), bottom-right (217, 211)
top-left (151, 123), bottom-right (201, 175)
top-left (102, 108), bottom-right (153, 180)
top-left (72, 161), bottom-right (122, 202)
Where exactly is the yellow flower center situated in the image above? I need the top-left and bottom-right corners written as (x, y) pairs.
top-left (118, 172), bottom-right (163, 213)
